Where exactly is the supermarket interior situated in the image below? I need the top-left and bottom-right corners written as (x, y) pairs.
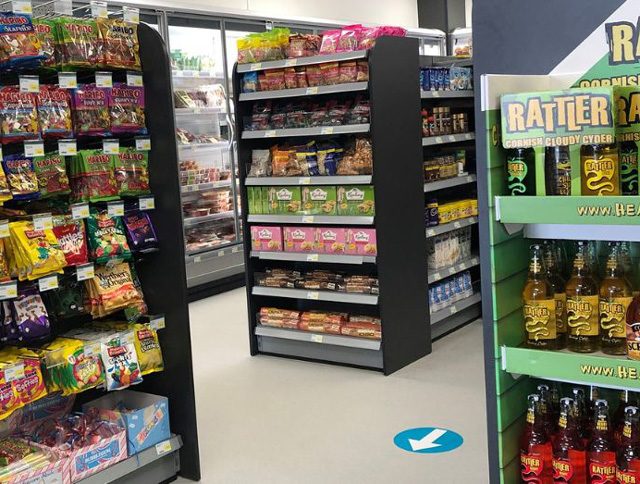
top-left (1, 0), bottom-right (640, 483)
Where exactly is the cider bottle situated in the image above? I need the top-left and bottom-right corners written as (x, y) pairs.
top-left (566, 242), bottom-right (600, 353)
top-left (588, 400), bottom-right (616, 484)
top-left (544, 242), bottom-right (567, 349)
top-left (617, 406), bottom-right (640, 483)
top-left (619, 241), bottom-right (639, 297)
top-left (572, 388), bottom-right (589, 443)
top-left (521, 394), bottom-right (553, 483)
top-left (507, 147), bottom-right (536, 195)
top-left (553, 397), bottom-right (587, 483)
top-left (580, 144), bottom-right (620, 196)
top-left (545, 145), bottom-right (571, 195)
top-left (626, 293), bottom-right (640, 360)
top-left (538, 384), bottom-right (556, 437)
top-left (523, 244), bottom-right (558, 349)
top-left (620, 141), bottom-right (639, 195)
top-left (599, 244), bottom-right (633, 355)
top-left (616, 391), bottom-right (638, 446)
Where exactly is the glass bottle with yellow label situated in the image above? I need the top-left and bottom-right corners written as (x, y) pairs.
top-left (599, 244), bottom-right (633, 355)
top-left (580, 144), bottom-right (620, 196)
top-left (544, 242), bottom-right (567, 349)
top-left (523, 244), bottom-right (558, 350)
top-left (566, 242), bottom-right (600, 353)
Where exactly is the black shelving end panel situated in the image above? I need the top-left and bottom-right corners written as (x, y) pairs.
top-left (370, 37), bottom-right (431, 375)
top-left (137, 25), bottom-right (201, 482)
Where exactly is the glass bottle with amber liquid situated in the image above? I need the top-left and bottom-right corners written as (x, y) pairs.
top-left (599, 244), bottom-right (633, 355)
top-left (617, 406), bottom-right (640, 483)
top-left (544, 242), bottom-right (567, 349)
top-left (620, 141), bottom-right (639, 195)
top-left (615, 392), bottom-right (638, 446)
top-left (521, 394), bottom-right (554, 484)
top-left (580, 144), bottom-right (620, 196)
top-left (507, 147), bottom-right (536, 195)
top-left (626, 291), bottom-right (640, 361)
top-left (588, 400), bottom-right (616, 484)
top-left (523, 244), bottom-right (558, 349)
top-left (619, 241), bottom-right (639, 297)
top-left (566, 242), bottom-right (600, 353)
top-left (553, 397), bottom-right (587, 483)
top-left (545, 146), bottom-right (571, 195)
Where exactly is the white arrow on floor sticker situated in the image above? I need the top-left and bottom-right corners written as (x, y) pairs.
top-left (408, 428), bottom-right (448, 451)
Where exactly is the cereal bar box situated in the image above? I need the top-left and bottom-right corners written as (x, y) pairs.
top-left (316, 227), bottom-right (347, 254)
top-left (268, 187), bottom-right (302, 214)
top-left (336, 185), bottom-right (375, 216)
top-left (346, 228), bottom-right (377, 255)
top-left (250, 226), bottom-right (282, 252)
top-left (284, 226), bottom-right (316, 252)
top-left (301, 186), bottom-right (336, 215)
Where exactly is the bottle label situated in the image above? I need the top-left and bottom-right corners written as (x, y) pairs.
top-left (521, 446), bottom-right (551, 479)
top-left (555, 293), bottom-right (567, 334)
top-left (600, 297), bottom-right (633, 339)
top-left (552, 450), bottom-right (586, 482)
top-left (588, 451), bottom-right (616, 484)
top-left (617, 466), bottom-right (640, 484)
top-left (583, 156), bottom-right (617, 195)
top-left (507, 157), bottom-right (528, 194)
top-left (556, 160), bottom-right (572, 195)
top-left (621, 149), bottom-right (638, 195)
top-left (567, 295), bottom-right (599, 336)
top-left (524, 299), bottom-right (557, 340)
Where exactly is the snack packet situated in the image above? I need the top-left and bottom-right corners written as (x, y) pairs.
top-left (11, 285), bottom-right (50, 341)
top-left (108, 83), bottom-right (146, 135)
top-left (305, 65), bottom-right (323, 87)
top-left (54, 18), bottom-right (100, 69)
top-left (33, 19), bottom-right (57, 68)
top-left (1, 301), bottom-right (18, 343)
top-left (72, 84), bottom-right (110, 137)
top-left (336, 25), bottom-right (362, 53)
top-left (69, 150), bottom-right (118, 203)
top-left (97, 18), bottom-right (141, 70)
top-left (133, 323), bottom-right (163, 375)
top-left (0, 239), bottom-right (9, 282)
top-left (6, 352), bottom-right (47, 405)
top-left (2, 155), bottom-right (38, 200)
top-left (0, 87), bottom-right (38, 144)
top-left (248, 101), bottom-right (271, 131)
top-left (87, 262), bottom-right (139, 317)
top-left (345, 96), bottom-right (370, 125)
top-left (318, 30), bottom-right (341, 54)
top-left (0, 367), bottom-right (20, 420)
top-left (284, 68), bottom-right (297, 89)
top-left (36, 85), bottom-right (73, 139)
top-left (10, 221), bottom-right (66, 280)
top-left (339, 61), bottom-right (357, 83)
top-left (0, 163), bottom-right (12, 203)
top-left (102, 332), bottom-right (143, 391)
top-left (52, 215), bottom-right (88, 267)
top-left (33, 154), bottom-right (70, 198)
top-left (41, 271), bottom-right (87, 320)
top-left (320, 62), bottom-right (340, 85)
top-left (113, 148), bottom-right (149, 196)
top-left (86, 209), bottom-right (131, 263)
top-left (122, 210), bottom-right (158, 252)
top-left (242, 72), bottom-right (258, 93)
top-left (45, 339), bottom-right (103, 395)
top-left (0, 13), bottom-right (43, 70)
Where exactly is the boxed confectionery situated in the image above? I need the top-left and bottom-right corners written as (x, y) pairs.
top-left (250, 225), bottom-right (282, 251)
top-left (336, 185), bottom-right (375, 215)
top-left (84, 391), bottom-right (170, 455)
top-left (346, 228), bottom-right (377, 255)
top-left (284, 226), bottom-right (316, 252)
top-left (0, 441), bottom-right (71, 484)
top-left (316, 227), bottom-right (347, 254)
top-left (301, 186), bottom-right (337, 215)
top-left (268, 187), bottom-right (302, 214)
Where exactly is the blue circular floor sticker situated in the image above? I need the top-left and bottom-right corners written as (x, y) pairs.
top-left (394, 427), bottom-right (464, 454)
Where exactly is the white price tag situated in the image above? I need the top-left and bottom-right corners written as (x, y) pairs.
top-left (448, 267), bottom-right (457, 275)
top-left (250, 63), bottom-right (262, 71)
top-left (194, 256), bottom-right (202, 263)
top-left (311, 334), bottom-right (324, 343)
top-left (135, 137), bottom-right (151, 151)
top-left (38, 274), bottom-right (58, 292)
top-left (53, 0), bottom-right (72, 15)
top-left (76, 263), bottom-right (94, 281)
top-left (96, 71), bottom-right (113, 88)
top-left (285, 59), bottom-right (297, 67)
top-left (460, 263), bottom-right (467, 270)
top-left (306, 87), bottom-right (318, 95)
top-left (301, 216), bottom-right (314, 223)
top-left (264, 130), bottom-right (276, 138)
top-left (426, 229), bottom-right (435, 237)
top-left (150, 315), bottom-right (166, 331)
top-left (19, 75), bottom-right (38, 93)
top-left (0, 221), bottom-right (8, 239)
top-left (58, 139), bottom-right (77, 156)
top-left (156, 440), bottom-right (172, 456)
top-left (90, 0), bottom-right (107, 18)
top-left (450, 306), bottom-right (458, 314)
top-left (232, 246), bottom-right (240, 253)
top-left (4, 363), bottom-right (24, 382)
top-left (449, 135), bottom-right (456, 142)
top-left (123, 6), bottom-right (140, 24)
top-left (320, 127), bottom-right (334, 135)
top-left (33, 214), bottom-right (52, 231)
top-left (432, 91), bottom-right (440, 97)
top-left (0, 281), bottom-right (17, 300)
top-left (307, 292), bottom-right (319, 300)
top-left (11, 0), bottom-right (31, 14)
top-left (103, 139), bottom-right (119, 154)
top-left (193, 108), bottom-right (201, 115)
top-left (71, 202), bottom-right (89, 220)
top-left (306, 254), bottom-right (319, 262)
top-left (435, 137), bottom-right (443, 144)
top-left (24, 141), bottom-right (44, 157)
top-left (107, 201), bottom-right (125, 217)
top-left (127, 72), bottom-right (143, 87)
top-left (298, 177), bottom-right (311, 185)
top-left (58, 72), bottom-right (77, 89)
top-left (218, 250), bottom-right (225, 257)
top-left (453, 221), bottom-right (461, 229)
top-left (464, 133), bottom-right (472, 140)
top-left (432, 272), bottom-right (441, 281)
top-left (138, 196), bottom-right (155, 210)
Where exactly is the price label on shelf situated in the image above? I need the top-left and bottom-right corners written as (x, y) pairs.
top-left (301, 216), bottom-right (314, 223)
top-left (432, 272), bottom-right (441, 281)
top-left (448, 267), bottom-right (457, 275)
top-left (71, 202), bottom-right (89, 220)
top-left (460, 263), bottom-right (467, 270)
top-left (123, 6), bottom-right (140, 24)
top-left (250, 63), bottom-right (262, 71)
top-left (285, 59), bottom-right (297, 67)
top-left (24, 141), bottom-right (44, 157)
top-left (150, 315), bottom-right (166, 331)
top-left (194, 256), bottom-right (202, 263)
top-left (217, 250), bottom-right (225, 257)
top-left (58, 139), bottom-right (77, 156)
top-left (232, 246), bottom-right (240, 253)
top-left (307, 292), bottom-right (319, 300)
top-left (320, 127), bottom-right (334, 135)
top-left (432, 91), bottom-right (440, 97)
top-left (76, 263), bottom-right (94, 281)
top-left (193, 108), bottom-right (201, 115)
top-left (311, 334), bottom-right (324, 343)
top-left (90, 0), bottom-right (107, 18)
top-left (306, 254), bottom-right (319, 262)
top-left (450, 306), bottom-right (458, 314)
top-left (19, 75), bottom-right (38, 93)
top-left (11, 0), bottom-right (31, 14)
top-left (464, 133), bottom-right (472, 140)
top-left (38, 274), bottom-right (58, 292)
top-left (53, 0), bottom-right (72, 15)
top-left (435, 137), bottom-right (443, 144)
top-left (264, 130), bottom-right (276, 138)
top-left (138, 196), bottom-right (155, 211)
top-left (127, 72), bottom-right (143, 87)
top-left (95, 71), bottom-right (113, 88)
top-left (0, 281), bottom-right (17, 300)
top-left (155, 440), bottom-right (172, 456)
top-left (298, 177), bottom-right (311, 185)
top-left (448, 135), bottom-right (456, 142)
top-left (135, 137), bottom-right (151, 151)
top-left (426, 229), bottom-right (435, 237)
top-left (306, 87), bottom-right (318, 95)
top-left (58, 72), bottom-right (77, 89)
top-left (33, 213), bottom-right (53, 231)
top-left (0, 221), bottom-right (9, 239)
top-left (107, 201), bottom-right (124, 217)
top-left (4, 363), bottom-right (24, 382)
top-left (103, 139), bottom-right (119, 154)
top-left (453, 221), bottom-right (461, 229)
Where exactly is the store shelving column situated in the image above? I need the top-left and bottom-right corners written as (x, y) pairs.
top-left (233, 36), bottom-right (429, 375)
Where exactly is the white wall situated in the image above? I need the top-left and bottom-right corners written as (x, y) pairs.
top-left (465, 0), bottom-right (472, 27)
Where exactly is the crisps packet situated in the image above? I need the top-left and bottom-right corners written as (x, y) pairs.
top-left (101, 332), bottom-right (143, 391)
top-left (52, 215), bottom-right (88, 267)
top-left (33, 153), bottom-right (70, 198)
top-left (33, 19), bottom-right (57, 69)
top-left (54, 18), bottom-right (100, 69)
top-left (97, 18), bottom-right (141, 70)
top-left (86, 210), bottom-right (131, 263)
top-left (0, 163), bottom-right (12, 203)
top-left (37, 85), bottom-right (73, 139)
top-left (1, 301), bottom-right (18, 343)
top-left (0, 13), bottom-right (44, 70)
top-left (133, 323), bottom-right (163, 375)
top-left (2, 155), bottom-right (38, 200)
top-left (0, 87), bottom-right (38, 144)
top-left (114, 148), bottom-right (149, 196)
top-left (1, 351), bottom-right (47, 406)
top-left (108, 84), bottom-right (146, 135)
top-left (69, 150), bottom-right (118, 202)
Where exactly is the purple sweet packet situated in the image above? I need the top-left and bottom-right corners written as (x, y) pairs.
top-left (72, 84), bottom-right (110, 137)
top-left (1, 301), bottom-right (18, 343)
top-left (108, 83), bottom-right (146, 135)
top-left (123, 209), bottom-right (157, 252)
top-left (12, 285), bottom-right (50, 341)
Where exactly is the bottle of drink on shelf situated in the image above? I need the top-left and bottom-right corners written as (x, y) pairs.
top-left (553, 397), bottom-right (587, 483)
top-left (523, 245), bottom-right (558, 349)
top-left (544, 242), bottom-right (567, 349)
top-left (572, 388), bottom-right (589, 444)
top-left (580, 144), bottom-right (620, 196)
top-left (615, 391), bottom-right (638, 446)
top-left (626, 292), bottom-right (640, 360)
top-left (620, 141), bottom-right (639, 195)
top-left (566, 242), bottom-right (600, 353)
top-left (538, 384), bottom-right (557, 438)
top-left (545, 146), bottom-right (571, 196)
top-left (550, 384), bottom-right (561, 428)
top-left (586, 241), bottom-right (601, 285)
top-left (588, 400), bottom-right (616, 484)
top-left (619, 241), bottom-right (639, 297)
top-left (617, 406), bottom-right (640, 483)
top-left (506, 147), bottom-right (536, 195)
top-left (521, 394), bottom-right (554, 483)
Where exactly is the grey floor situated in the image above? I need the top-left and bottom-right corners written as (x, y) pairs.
top-left (176, 288), bottom-right (489, 484)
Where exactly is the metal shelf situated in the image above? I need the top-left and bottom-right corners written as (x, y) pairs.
top-left (175, 107), bottom-right (222, 115)
top-left (252, 286), bottom-right (378, 305)
top-left (422, 132), bottom-right (475, 146)
top-left (181, 180), bottom-right (232, 194)
top-left (242, 124), bottom-right (370, 139)
top-left (76, 435), bottom-right (182, 484)
top-left (428, 255), bottom-right (480, 284)
top-left (430, 292), bottom-right (482, 324)
top-left (426, 216), bottom-right (477, 237)
top-left (421, 90), bottom-right (474, 98)
top-left (255, 325), bottom-right (381, 350)
top-left (187, 242), bottom-right (243, 259)
top-left (247, 214), bottom-right (374, 225)
top-left (237, 50), bottom-right (368, 73)
top-left (251, 251), bottom-right (376, 264)
top-left (239, 82), bottom-right (368, 101)
top-left (178, 143), bottom-right (227, 153)
top-left (172, 70), bottom-right (224, 79)
top-left (245, 175), bottom-right (372, 186)
top-left (424, 174), bottom-right (476, 192)
top-left (183, 210), bottom-right (235, 227)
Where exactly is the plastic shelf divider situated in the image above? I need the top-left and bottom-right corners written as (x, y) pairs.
top-left (251, 251), bottom-right (375, 264)
top-left (242, 124), bottom-right (369, 139)
top-left (421, 90), bottom-right (474, 98)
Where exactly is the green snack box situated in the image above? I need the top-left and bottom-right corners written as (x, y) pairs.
top-left (268, 186), bottom-right (302, 214)
top-left (301, 186), bottom-right (337, 215)
top-left (247, 187), bottom-right (262, 214)
top-left (336, 185), bottom-right (375, 216)
top-left (262, 187), bottom-right (270, 214)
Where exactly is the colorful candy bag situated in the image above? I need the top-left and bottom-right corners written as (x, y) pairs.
top-left (86, 262), bottom-right (139, 317)
top-left (97, 18), bottom-right (140, 70)
top-left (114, 148), bottom-right (149, 196)
top-left (2, 155), bottom-right (38, 200)
top-left (42, 271), bottom-right (86, 321)
top-left (11, 285), bottom-right (50, 341)
top-left (0, 367), bottom-right (20, 420)
top-left (33, 153), bottom-right (70, 198)
top-left (54, 18), bottom-right (100, 69)
top-left (108, 83), bottom-right (146, 134)
top-left (69, 150), bottom-right (118, 202)
top-left (0, 163), bottom-right (12, 203)
top-left (33, 19), bottom-right (57, 68)
top-left (44, 339), bottom-right (103, 395)
top-left (122, 210), bottom-right (157, 252)
top-left (0, 239), bottom-right (10, 282)
top-left (52, 215), bottom-right (88, 267)
top-left (1, 301), bottom-right (19, 343)
top-left (72, 84), bottom-right (110, 137)
top-left (101, 332), bottom-right (142, 391)
top-left (36, 85), bottom-right (72, 139)
top-left (9, 221), bottom-right (66, 280)
top-left (3, 351), bottom-right (47, 405)
top-left (0, 87), bottom-right (38, 144)
top-left (133, 323), bottom-right (163, 375)
top-left (86, 210), bottom-right (131, 263)
top-left (0, 13), bottom-right (44, 70)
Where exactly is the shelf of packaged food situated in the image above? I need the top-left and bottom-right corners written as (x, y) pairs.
top-left (237, 50), bottom-right (368, 73)
top-left (247, 214), bottom-right (374, 225)
top-left (422, 132), bottom-right (475, 146)
top-left (252, 286), bottom-right (379, 305)
top-left (430, 292), bottom-right (481, 324)
top-left (239, 82), bottom-right (369, 101)
top-left (431, 56), bottom-right (473, 67)
top-left (428, 254), bottom-right (480, 284)
top-left (183, 210), bottom-right (235, 227)
top-left (77, 435), bottom-right (182, 484)
top-left (172, 70), bottom-right (224, 79)
top-left (424, 174), bottom-right (476, 192)
top-left (178, 142), bottom-right (228, 153)
top-left (501, 346), bottom-right (640, 391)
top-left (245, 175), bottom-right (372, 186)
top-left (255, 324), bottom-right (381, 350)
top-left (420, 90), bottom-right (474, 98)
top-left (180, 180), bottom-right (232, 194)
top-left (242, 124), bottom-right (370, 139)
top-left (426, 216), bottom-right (477, 238)
top-left (175, 107), bottom-right (222, 116)
top-left (187, 241), bottom-right (243, 259)
top-left (251, 251), bottom-right (376, 264)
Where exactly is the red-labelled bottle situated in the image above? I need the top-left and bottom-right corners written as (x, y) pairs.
top-left (587, 400), bottom-right (616, 484)
top-left (539, 384), bottom-right (557, 438)
top-left (521, 394), bottom-right (553, 483)
top-left (553, 397), bottom-right (587, 483)
top-left (615, 391), bottom-right (637, 447)
top-left (572, 388), bottom-right (589, 444)
top-left (617, 406), bottom-right (640, 484)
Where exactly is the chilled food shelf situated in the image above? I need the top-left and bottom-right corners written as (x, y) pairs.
top-left (245, 175), bottom-right (372, 186)
top-left (252, 286), bottom-right (379, 305)
top-left (183, 210), bottom-right (235, 227)
top-left (428, 255), bottom-right (480, 284)
top-left (255, 325), bottom-right (381, 350)
top-left (242, 124), bottom-right (370, 139)
top-left (178, 142), bottom-right (228, 152)
top-left (430, 292), bottom-right (481, 324)
top-left (422, 132), bottom-right (475, 146)
top-left (424, 174), bottom-right (476, 192)
top-left (187, 242), bottom-right (242, 258)
top-left (251, 251), bottom-right (376, 264)
top-left (426, 216), bottom-right (477, 237)
top-left (247, 214), bottom-right (374, 225)
top-left (239, 82), bottom-right (369, 101)
top-left (237, 50), bottom-right (368, 73)
top-left (175, 107), bottom-right (222, 115)
top-left (172, 70), bottom-right (224, 79)
top-left (421, 90), bottom-right (474, 98)
top-left (181, 180), bottom-right (232, 194)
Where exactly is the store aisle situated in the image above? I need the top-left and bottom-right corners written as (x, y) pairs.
top-left (176, 289), bottom-right (489, 484)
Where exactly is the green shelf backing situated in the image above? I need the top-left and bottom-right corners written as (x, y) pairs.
top-left (496, 378), bottom-right (534, 431)
top-left (492, 271), bottom-right (527, 320)
top-left (499, 417), bottom-right (525, 469)
top-left (489, 209), bottom-right (522, 246)
top-left (491, 237), bottom-right (529, 283)
top-left (495, 357), bottom-right (524, 396)
top-left (501, 456), bottom-right (521, 484)
top-left (494, 309), bottom-right (525, 359)
top-left (488, 166), bottom-right (508, 206)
